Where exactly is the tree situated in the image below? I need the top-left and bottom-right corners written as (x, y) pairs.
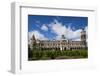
top-left (28, 45), bottom-right (33, 59)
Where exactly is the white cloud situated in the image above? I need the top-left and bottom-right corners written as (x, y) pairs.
top-left (29, 19), bottom-right (88, 42)
top-left (49, 19), bottom-right (85, 41)
top-left (28, 30), bottom-right (48, 41)
top-left (41, 24), bottom-right (48, 31)
top-left (67, 27), bottom-right (82, 40)
top-left (49, 20), bottom-right (67, 35)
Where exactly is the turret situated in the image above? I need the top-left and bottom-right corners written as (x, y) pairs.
top-left (81, 29), bottom-right (87, 49)
top-left (81, 29), bottom-right (86, 42)
top-left (30, 34), bottom-right (36, 50)
top-left (31, 34), bottom-right (36, 44)
top-left (61, 35), bottom-right (66, 39)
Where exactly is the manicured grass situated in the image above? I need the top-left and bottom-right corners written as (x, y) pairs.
top-left (28, 49), bottom-right (88, 61)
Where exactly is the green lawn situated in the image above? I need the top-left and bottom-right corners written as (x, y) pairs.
top-left (28, 49), bottom-right (88, 61)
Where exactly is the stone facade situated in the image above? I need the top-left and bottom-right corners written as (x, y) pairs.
top-left (29, 29), bottom-right (87, 51)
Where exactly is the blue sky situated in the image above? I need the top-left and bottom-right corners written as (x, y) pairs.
top-left (28, 15), bottom-right (88, 41)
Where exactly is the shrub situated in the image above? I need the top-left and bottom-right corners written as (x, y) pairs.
top-left (29, 49), bottom-right (88, 60)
